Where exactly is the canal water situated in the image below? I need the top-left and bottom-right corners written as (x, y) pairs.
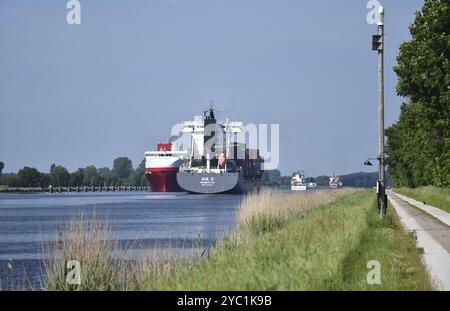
top-left (0, 192), bottom-right (243, 290)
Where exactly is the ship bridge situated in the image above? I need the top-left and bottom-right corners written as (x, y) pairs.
top-left (180, 115), bottom-right (244, 160)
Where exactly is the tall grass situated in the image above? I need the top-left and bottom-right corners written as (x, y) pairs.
top-left (43, 189), bottom-right (431, 291)
top-left (236, 188), bottom-right (357, 236)
top-left (0, 258), bottom-right (34, 291)
top-left (143, 190), bottom-right (432, 290)
top-left (395, 186), bottom-right (450, 213)
top-left (43, 214), bottom-right (195, 291)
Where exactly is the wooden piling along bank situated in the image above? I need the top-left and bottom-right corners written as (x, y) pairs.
top-left (47, 186), bottom-right (148, 193)
top-left (0, 186), bottom-right (149, 193)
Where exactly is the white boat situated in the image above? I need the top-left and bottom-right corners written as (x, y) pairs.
top-left (291, 172), bottom-right (307, 191)
top-left (307, 182), bottom-right (317, 188)
top-left (329, 175), bottom-right (342, 189)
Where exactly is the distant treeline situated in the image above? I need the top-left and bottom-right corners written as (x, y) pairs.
top-left (262, 170), bottom-right (384, 188)
top-left (0, 158), bottom-right (146, 188)
top-left (386, 0), bottom-right (449, 188)
top-left (262, 170), bottom-right (291, 187)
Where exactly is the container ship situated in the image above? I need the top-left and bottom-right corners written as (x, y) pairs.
top-left (176, 107), bottom-right (264, 194)
top-left (145, 143), bottom-right (187, 192)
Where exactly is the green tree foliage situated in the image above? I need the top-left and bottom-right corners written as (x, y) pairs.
top-left (70, 169), bottom-right (84, 187)
top-left (113, 157), bottom-right (133, 180)
top-left (39, 173), bottom-right (50, 187)
top-left (83, 166), bottom-right (100, 186)
top-left (98, 167), bottom-right (116, 186)
top-left (315, 176), bottom-right (330, 187)
top-left (17, 167), bottom-right (41, 187)
top-left (387, 0), bottom-right (450, 187)
top-left (129, 159), bottom-right (146, 187)
top-left (1, 158), bottom-right (147, 188)
top-left (261, 170), bottom-right (293, 187)
top-left (340, 172), bottom-right (379, 188)
top-left (0, 161), bottom-right (4, 177)
top-left (49, 164), bottom-right (70, 186)
top-left (262, 169), bottom-right (282, 186)
top-left (0, 174), bottom-right (19, 187)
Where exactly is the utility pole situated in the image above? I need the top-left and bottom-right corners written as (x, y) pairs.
top-left (372, 6), bottom-right (387, 218)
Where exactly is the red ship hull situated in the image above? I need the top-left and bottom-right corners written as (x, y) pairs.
top-left (145, 167), bottom-right (183, 192)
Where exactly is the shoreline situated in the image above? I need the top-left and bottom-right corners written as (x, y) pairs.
top-left (0, 186), bottom-right (148, 194)
top-left (0, 189), bottom-right (433, 290)
top-left (0, 187), bottom-right (46, 193)
top-left (0, 185), bottom-right (359, 194)
top-left (39, 189), bottom-right (432, 291)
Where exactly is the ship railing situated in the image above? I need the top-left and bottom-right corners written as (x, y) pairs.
top-left (179, 166), bottom-right (233, 174)
top-left (223, 121), bottom-right (244, 133)
top-left (181, 120), bottom-right (204, 132)
top-left (145, 151), bottom-right (188, 156)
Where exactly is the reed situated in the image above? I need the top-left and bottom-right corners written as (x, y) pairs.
top-left (146, 190), bottom-right (432, 290)
top-left (236, 188), bottom-right (357, 236)
top-left (43, 214), bottom-right (195, 291)
top-left (42, 188), bottom-right (431, 291)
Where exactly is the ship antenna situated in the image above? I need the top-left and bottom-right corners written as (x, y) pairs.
top-left (210, 100), bottom-right (221, 120)
top-left (204, 100), bottom-right (218, 120)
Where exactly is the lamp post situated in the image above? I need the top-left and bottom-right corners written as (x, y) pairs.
top-left (372, 6), bottom-right (387, 218)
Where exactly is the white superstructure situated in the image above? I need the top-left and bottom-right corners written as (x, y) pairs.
top-left (145, 150), bottom-right (187, 169)
top-left (291, 172), bottom-right (307, 191)
top-left (329, 175), bottom-right (343, 189)
top-left (180, 111), bottom-right (243, 165)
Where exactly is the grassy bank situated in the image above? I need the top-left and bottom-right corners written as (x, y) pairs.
top-left (144, 190), bottom-right (431, 290)
top-left (44, 189), bottom-right (432, 291)
top-left (340, 201), bottom-right (432, 290)
top-left (395, 186), bottom-right (450, 213)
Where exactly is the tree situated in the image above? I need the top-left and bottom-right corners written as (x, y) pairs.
top-left (0, 161), bottom-right (4, 177)
top-left (98, 167), bottom-right (116, 186)
top-left (315, 176), bottom-right (330, 187)
top-left (0, 174), bottom-right (19, 187)
top-left (129, 159), bottom-right (146, 187)
top-left (387, 0), bottom-right (450, 187)
top-left (49, 165), bottom-right (70, 186)
top-left (82, 166), bottom-right (99, 186)
top-left (17, 167), bottom-right (41, 187)
top-left (113, 157), bottom-right (133, 180)
top-left (262, 170), bottom-right (281, 183)
top-left (340, 172), bottom-right (379, 188)
top-left (39, 173), bottom-right (50, 188)
top-left (70, 168), bottom-right (84, 187)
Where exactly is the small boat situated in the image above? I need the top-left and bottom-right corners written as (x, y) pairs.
top-left (329, 175), bottom-right (343, 189)
top-left (291, 172), bottom-right (307, 191)
top-left (307, 182), bottom-right (317, 188)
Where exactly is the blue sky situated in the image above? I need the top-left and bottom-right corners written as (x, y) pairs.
top-left (0, 0), bottom-right (424, 176)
